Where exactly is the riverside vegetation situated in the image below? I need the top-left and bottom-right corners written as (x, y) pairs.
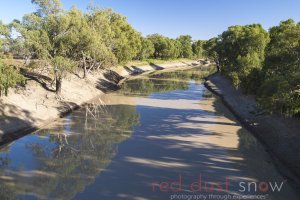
top-left (205, 21), bottom-right (300, 117)
top-left (0, 0), bottom-right (299, 118)
top-left (0, 0), bottom-right (205, 97)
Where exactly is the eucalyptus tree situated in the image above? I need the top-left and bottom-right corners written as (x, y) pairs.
top-left (108, 11), bottom-right (142, 64)
top-left (88, 8), bottom-right (142, 64)
top-left (0, 62), bottom-right (25, 96)
top-left (192, 40), bottom-right (204, 59)
top-left (218, 24), bottom-right (269, 90)
top-left (177, 35), bottom-right (193, 58)
top-left (264, 19), bottom-right (300, 77)
top-left (0, 21), bottom-right (10, 54)
top-left (13, 0), bottom-right (76, 95)
top-left (147, 34), bottom-right (181, 60)
top-left (258, 19), bottom-right (300, 116)
top-left (56, 7), bottom-right (116, 78)
top-left (203, 37), bottom-right (221, 71)
top-left (137, 37), bottom-right (155, 60)
top-left (0, 21), bottom-right (25, 96)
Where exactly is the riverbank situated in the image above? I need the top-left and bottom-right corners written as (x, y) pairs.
top-left (205, 72), bottom-right (300, 187)
top-left (0, 60), bottom-right (205, 145)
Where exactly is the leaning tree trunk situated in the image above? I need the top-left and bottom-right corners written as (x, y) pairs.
top-left (83, 56), bottom-right (87, 79)
top-left (55, 75), bottom-right (62, 95)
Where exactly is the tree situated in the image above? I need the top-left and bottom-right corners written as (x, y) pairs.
top-left (57, 7), bottom-right (116, 78)
top-left (0, 62), bottom-right (25, 96)
top-left (203, 37), bottom-right (221, 71)
top-left (137, 37), bottom-right (155, 60)
top-left (264, 19), bottom-right (300, 77)
top-left (177, 35), bottom-right (193, 58)
top-left (88, 8), bottom-right (141, 64)
top-left (218, 24), bottom-right (269, 90)
top-left (0, 21), bottom-right (10, 54)
top-left (192, 40), bottom-right (204, 59)
top-left (258, 19), bottom-right (300, 116)
top-left (12, 15), bottom-right (51, 62)
top-left (147, 34), bottom-right (181, 60)
top-left (147, 34), bottom-right (167, 59)
top-left (16, 0), bottom-right (75, 95)
top-left (31, 0), bottom-right (62, 16)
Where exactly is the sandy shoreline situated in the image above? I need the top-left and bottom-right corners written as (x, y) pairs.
top-left (0, 60), bottom-right (202, 145)
top-left (205, 72), bottom-right (300, 188)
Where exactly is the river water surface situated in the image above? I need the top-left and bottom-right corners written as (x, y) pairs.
top-left (0, 67), bottom-right (298, 200)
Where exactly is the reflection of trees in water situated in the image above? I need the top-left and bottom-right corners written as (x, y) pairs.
top-left (0, 103), bottom-right (139, 200)
top-left (150, 66), bottom-right (215, 82)
top-left (120, 67), bottom-right (216, 96)
top-left (0, 152), bottom-right (16, 200)
top-left (121, 79), bottom-right (189, 96)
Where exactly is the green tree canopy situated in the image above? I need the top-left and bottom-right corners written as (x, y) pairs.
top-left (218, 24), bottom-right (270, 89)
top-left (258, 19), bottom-right (300, 116)
top-left (0, 62), bottom-right (25, 96)
top-left (192, 40), bottom-right (204, 59)
top-left (137, 37), bottom-right (155, 60)
top-left (177, 35), bottom-right (193, 58)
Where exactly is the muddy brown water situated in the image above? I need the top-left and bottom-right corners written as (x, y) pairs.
top-left (0, 67), bottom-right (298, 200)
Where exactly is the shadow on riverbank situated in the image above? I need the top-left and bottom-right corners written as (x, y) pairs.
top-left (206, 72), bottom-right (300, 193)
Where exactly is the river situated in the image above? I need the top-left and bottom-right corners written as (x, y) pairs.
top-left (0, 66), bottom-right (298, 200)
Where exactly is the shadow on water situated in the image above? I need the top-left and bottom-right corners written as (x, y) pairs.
top-left (0, 66), bottom-right (298, 200)
top-left (0, 103), bottom-right (139, 200)
top-left (72, 100), bottom-right (297, 200)
top-left (0, 100), bottom-right (37, 146)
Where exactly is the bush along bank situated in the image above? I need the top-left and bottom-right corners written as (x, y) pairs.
top-left (205, 72), bottom-right (300, 190)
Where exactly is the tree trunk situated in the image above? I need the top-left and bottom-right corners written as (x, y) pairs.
top-left (56, 75), bottom-right (62, 95)
top-left (216, 60), bottom-right (221, 72)
top-left (83, 57), bottom-right (87, 79)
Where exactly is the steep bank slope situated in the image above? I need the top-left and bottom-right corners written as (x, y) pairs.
top-left (0, 60), bottom-right (201, 145)
top-left (205, 72), bottom-right (300, 186)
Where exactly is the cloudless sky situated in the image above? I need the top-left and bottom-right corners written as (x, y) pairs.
top-left (1, 0), bottom-right (300, 40)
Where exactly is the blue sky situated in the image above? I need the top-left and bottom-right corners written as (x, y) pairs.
top-left (1, 0), bottom-right (300, 40)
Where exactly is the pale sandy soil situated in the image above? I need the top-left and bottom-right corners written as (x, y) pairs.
top-left (205, 72), bottom-right (300, 187)
top-left (0, 60), bottom-right (200, 142)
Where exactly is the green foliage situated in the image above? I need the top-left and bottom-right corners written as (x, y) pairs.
top-left (0, 0), bottom-right (215, 97)
top-left (137, 37), bottom-right (155, 60)
top-left (109, 12), bottom-right (142, 64)
top-left (147, 34), bottom-right (181, 60)
top-left (51, 56), bottom-right (75, 78)
top-left (218, 24), bottom-right (269, 90)
top-left (31, 0), bottom-right (62, 16)
top-left (87, 8), bottom-right (141, 64)
top-left (0, 62), bottom-right (25, 96)
top-left (0, 21), bottom-right (9, 52)
top-left (177, 35), bottom-right (193, 58)
top-left (258, 19), bottom-right (300, 116)
top-left (264, 19), bottom-right (300, 77)
top-left (203, 37), bottom-right (220, 63)
top-left (192, 40), bottom-right (204, 58)
top-left (209, 19), bottom-right (300, 117)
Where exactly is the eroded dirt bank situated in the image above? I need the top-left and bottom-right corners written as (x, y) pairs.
top-left (205, 72), bottom-right (300, 187)
top-left (0, 61), bottom-right (202, 145)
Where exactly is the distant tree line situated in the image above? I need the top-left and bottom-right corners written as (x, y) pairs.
top-left (204, 19), bottom-right (300, 117)
top-left (1, 0), bottom-right (298, 117)
top-left (0, 0), bottom-right (204, 96)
